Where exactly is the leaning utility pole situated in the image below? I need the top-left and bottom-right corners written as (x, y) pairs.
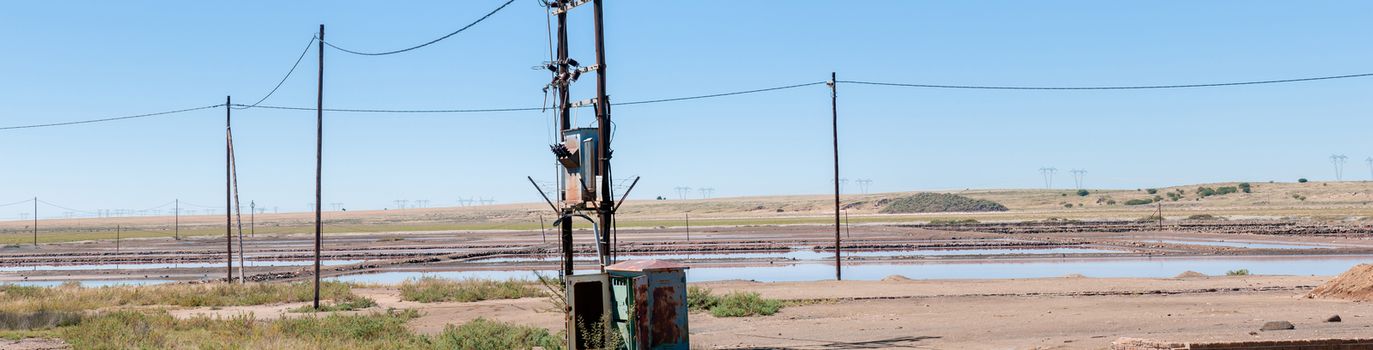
top-left (313, 24), bottom-right (325, 310)
top-left (829, 72), bottom-right (841, 281)
top-left (225, 96), bottom-right (234, 283)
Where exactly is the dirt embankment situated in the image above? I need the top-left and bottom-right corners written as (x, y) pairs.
top-left (1307, 264), bottom-right (1373, 301)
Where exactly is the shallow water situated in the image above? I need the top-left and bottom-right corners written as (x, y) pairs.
top-left (473, 247), bottom-right (1123, 263)
top-left (1149, 239), bottom-right (1329, 250)
top-left (331, 255), bottom-right (1373, 283)
top-left (2, 279), bottom-right (173, 287)
top-left (0, 259), bottom-right (365, 272)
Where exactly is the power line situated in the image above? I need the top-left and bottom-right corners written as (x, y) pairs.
top-left (0, 104), bottom-right (223, 131)
top-left (235, 35), bottom-right (318, 110)
top-left (836, 72), bottom-right (1373, 91)
top-left (323, 0), bottom-right (515, 56)
top-left (0, 199), bottom-right (33, 208)
top-left (235, 81), bottom-right (827, 114)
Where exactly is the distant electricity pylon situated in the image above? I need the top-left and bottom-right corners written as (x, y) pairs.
top-left (329, 203), bottom-right (343, 211)
top-left (1366, 157), bottom-right (1373, 181)
top-left (698, 188), bottom-right (715, 199)
top-left (1039, 167), bottom-right (1058, 189)
top-left (855, 179), bottom-right (872, 194)
top-left (1070, 169), bottom-right (1087, 189)
top-left (478, 197), bottom-right (494, 205)
top-left (1331, 154), bottom-right (1348, 181)
top-left (673, 186), bottom-right (692, 200)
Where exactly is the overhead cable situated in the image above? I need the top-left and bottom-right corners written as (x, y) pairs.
top-left (323, 0), bottom-right (515, 56)
top-left (0, 104), bottom-right (224, 131)
top-left (236, 36), bottom-right (318, 110)
top-left (836, 72), bottom-right (1373, 90)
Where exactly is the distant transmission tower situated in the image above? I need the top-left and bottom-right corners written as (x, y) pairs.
top-left (1366, 157), bottom-right (1373, 181)
top-left (1070, 169), bottom-right (1087, 189)
top-left (1039, 167), bottom-right (1058, 189)
top-left (674, 186), bottom-right (692, 200)
top-left (855, 179), bottom-right (873, 194)
top-left (698, 188), bottom-right (714, 199)
top-left (1331, 154), bottom-right (1348, 181)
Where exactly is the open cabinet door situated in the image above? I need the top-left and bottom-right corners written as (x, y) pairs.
top-left (565, 273), bottom-right (612, 350)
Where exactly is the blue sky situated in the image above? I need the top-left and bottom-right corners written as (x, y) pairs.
top-left (2, 1), bottom-right (1372, 218)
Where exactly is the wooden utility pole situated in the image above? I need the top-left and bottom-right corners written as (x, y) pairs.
top-left (225, 96), bottom-right (234, 283)
top-left (174, 199), bottom-right (179, 240)
top-left (115, 225), bottom-right (120, 253)
top-left (830, 72), bottom-right (841, 281)
top-left (685, 213), bottom-right (690, 242)
top-left (313, 24), bottom-right (325, 310)
top-left (32, 197), bottom-right (37, 247)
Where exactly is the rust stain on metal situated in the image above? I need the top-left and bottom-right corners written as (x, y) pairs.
top-left (651, 285), bottom-right (683, 345)
top-left (634, 282), bottom-right (650, 346)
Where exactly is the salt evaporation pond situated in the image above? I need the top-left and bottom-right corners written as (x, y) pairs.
top-left (0, 260), bottom-right (365, 272)
top-left (331, 255), bottom-right (1373, 284)
top-left (473, 247), bottom-right (1123, 263)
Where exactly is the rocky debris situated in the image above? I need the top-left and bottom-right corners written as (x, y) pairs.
top-left (1327, 314), bottom-right (1342, 322)
top-left (1260, 320), bottom-right (1294, 331)
top-left (1307, 264), bottom-right (1373, 301)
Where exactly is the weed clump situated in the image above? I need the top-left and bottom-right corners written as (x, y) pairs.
top-left (687, 287), bottom-right (782, 317)
top-left (398, 277), bottom-right (543, 303)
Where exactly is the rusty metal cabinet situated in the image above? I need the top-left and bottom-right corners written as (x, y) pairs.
top-left (607, 260), bottom-right (689, 350)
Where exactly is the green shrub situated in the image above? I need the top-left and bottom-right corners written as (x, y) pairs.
top-left (1146, 188), bottom-right (1158, 194)
top-left (1226, 269), bottom-right (1250, 276)
top-left (1165, 192), bottom-right (1183, 201)
top-left (399, 277), bottom-right (543, 303)
top-left (688, 288), bottom-right (782, 317)
top-left (710, 292), bottom-right (782, 317)
top-left (1216, 186), bottom-right (1238, 195)
top-left (879, 193), bottom-right (1008, 214)
top-left (1196, 187), bottom-right (1216, 197)
top-left (1123, 198), bottom-right (1154, 206)
top-left (687, 286), bottom-right (717, 312)
top-left (1238, 183), bottom-right (1252, 193)
top-left (1298, 178), bottom-right (1309, 183)
top-left (1106, 200), bottom-right (1116, 205)
top-left (1076, 189), bottom-right (1090, 197)
top-left (1291, 193), bottom-right (1307, 201)
top-left (1063, 203), bottom-right (1074, 208)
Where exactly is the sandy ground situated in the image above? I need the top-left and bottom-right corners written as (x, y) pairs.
top-left (156, 275), bottom-right (1373, 349)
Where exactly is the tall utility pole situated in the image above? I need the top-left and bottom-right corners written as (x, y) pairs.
top-left (685, 212), bottom-right (690, 241)
top-left (829, 72), bottom-right (841, 281)
top-left (174, 199), bottom-right (179, 240)
top-left (250, 201), bottom-right (255, 237)
top-left (32, 197), bottom-right (37, 247)
top-left (225, 96), bottom-right (234, 283)
top-left (313, 24), bottom-right (325, 310)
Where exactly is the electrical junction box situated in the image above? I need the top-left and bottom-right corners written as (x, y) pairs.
top-left (565, 273), bottom-right (613, 350)
top-left (561, 128), bottom-right (600, 207)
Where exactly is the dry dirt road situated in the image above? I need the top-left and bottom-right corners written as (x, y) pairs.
top-left (163, 275), bottom-right (1373, 349)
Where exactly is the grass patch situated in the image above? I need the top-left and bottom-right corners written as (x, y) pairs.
top-left (687, 287), bottom-right (782, 317)
top-left (0, 282), bottom-right (361, 313)
top-left (398, 277), bottom-right (544, 303)
top-left (433, 317), bottom-right (563, 350)
top-left (0, 311), bottom-right (82, 330)
top-left (288, 297), bottom-right (377, 313)
top-left (53, 308), bottom-right (566, 349)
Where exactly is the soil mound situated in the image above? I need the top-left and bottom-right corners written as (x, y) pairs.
top-left (1307, 264), bottom-right (1373, 301)
top-left (881, 275), bottom-right (914, 282)
top-left (1175, 271), bottom-right (1207, 278)
top-left (879, 193), bottom-right (1008, 214)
